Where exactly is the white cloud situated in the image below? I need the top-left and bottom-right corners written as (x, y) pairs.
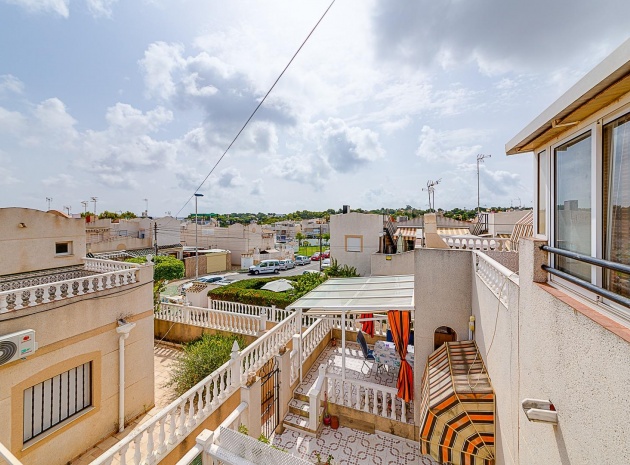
top-left (85, 0), bottom-right (117, 18)
top-left (416, 125), bottom-right (486, 163)
top-left (0, 106), bottom-right (27, 135)
top-left (42, 173), bottom-right (77, 187)
top-left (0, 74), bottom-right (24, 96)
top-left (250, 178), bottom-right (264, 196)
top-left (215, 167), bottom-right (244, 189)
top-left (4, 0), bottom-right (69, 17)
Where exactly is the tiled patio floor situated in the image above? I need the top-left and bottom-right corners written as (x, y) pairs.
top-left (273, 340), bottom-right (437, 465)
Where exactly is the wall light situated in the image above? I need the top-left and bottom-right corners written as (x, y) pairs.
top-left (522, 398), bottom-right (558, 424)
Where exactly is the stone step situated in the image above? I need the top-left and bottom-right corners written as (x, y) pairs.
top-left (282, 412), bottom-right (319, 437)
top-left (294, 392), bottom-right (309, 403)
top-left (289, 398), bottom-right (311, 418)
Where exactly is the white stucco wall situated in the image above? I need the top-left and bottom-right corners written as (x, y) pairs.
top-left (0, 208), bottom-right (86, 275)
top-left (329, 212), bottom-right (382, 276)
top-left (371, 250), bottom-right (415, 276)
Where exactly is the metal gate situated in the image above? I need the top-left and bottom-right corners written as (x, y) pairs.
top-left (260, 358), bottom-right (280, 438)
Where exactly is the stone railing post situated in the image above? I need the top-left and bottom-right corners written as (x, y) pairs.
top-left (271, 305), bottom-right (277, 322)
top-left (276, 347), bottom-right (291, 427)
top-left (230, 341), bottom-right (242, 389)
top-left (519, 237), bottom-right (548, 283)
top-left (196, 429), bottom-right (215, 465)
top-left (259, 307), bottom-right (268, 333)
top-left (240, 375), bottom-right (261, 439)
top-left (292, 333), bottom-right (302, 382)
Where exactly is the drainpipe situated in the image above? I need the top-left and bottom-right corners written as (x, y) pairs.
top-left (116, 320), bottom-right (136, 433)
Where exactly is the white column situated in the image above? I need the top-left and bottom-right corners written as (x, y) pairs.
top-left (240, 377), bottom-right (261, 439)
top-left (341, 311), bottom-right (346, 380)
top-left (116, 321), bottom-right (136, 433)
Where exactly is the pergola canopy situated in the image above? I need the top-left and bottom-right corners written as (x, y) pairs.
top-left (288, 275), bottom-right (414, 313)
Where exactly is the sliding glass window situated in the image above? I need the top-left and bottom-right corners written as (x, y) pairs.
top-left (603, 114), bottom-right (630, 298)
top-left (537, 150), bottom-right (547, 235)
top-left (554, 132), bottom-right (592, 281)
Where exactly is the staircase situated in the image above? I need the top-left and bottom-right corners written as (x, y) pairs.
top-left (382, 217), bottom-right (397, 254)
top-left (282, 392), bottom-right (324, 437)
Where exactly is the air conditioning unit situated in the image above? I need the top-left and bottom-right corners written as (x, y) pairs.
top-left (0, 330), bottom-right (38, 366)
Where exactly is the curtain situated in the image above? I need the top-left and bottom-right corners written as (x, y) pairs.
top-left (387, 310), bottom-right (413, 402)
top-left (360, 313), bottom-right (375, 337)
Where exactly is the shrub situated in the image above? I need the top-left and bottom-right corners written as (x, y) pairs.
top-left (167, 333), bottom-right (246, 397)
top-left (324, 258), bottom-right (359, 277)
top-left (126, 255), bottom-right (185, 281)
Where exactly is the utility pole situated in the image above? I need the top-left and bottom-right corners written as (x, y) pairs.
top-left (194, 193), bottom-right (204, 279)
top-left (63, 205), bottom-right (71, 215)
top-left (46, 197), bottom-right (52, 210)
top-left (91, 196), bottom-right (98, 217)
top-left (154, 222), bottom-right (158, 257)
top-left (476, 154), bottom-right (491, 216)
top-left (143, 198), bottom-right (148, 217)
top-left (319, 226), bottom-right (323, 272)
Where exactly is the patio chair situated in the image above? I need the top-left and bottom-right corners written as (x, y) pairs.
top-left (357, 330), bottom-right (375, 373)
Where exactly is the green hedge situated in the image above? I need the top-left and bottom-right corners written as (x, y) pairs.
top-left (208, 273), bottom-right (326, 309)
top-left (126, 255), bottom-right (185, 281)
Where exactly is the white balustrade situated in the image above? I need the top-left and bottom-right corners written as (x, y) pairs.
top-left (0, 268), bottom-right (138, 313)
top-left (474, 250), bottom-right (519, 307)
top-left (330, 314), bottom-right (388, 337)
top-left (83, 257), bottom-right (141, 273)
top-left (301, 317), bottom-right (333, 361)
top-left (209, 300), bottom-right (291, 322)
top-left (443, 236), bottom-right (511, 252)
top-left (327, 374), bottom-right (409, 424)
top-left (307, 365), bottom-right (328, 431)
top-left (94, 311), bottom-right (300, 465)
top-left (289, 348), bottom-right (299, 385)
top-left (156, 303), bottom-right (262, 336)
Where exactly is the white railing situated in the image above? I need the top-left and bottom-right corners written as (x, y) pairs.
top-left (327, 374), bottom-right (410, 424)
top-left (289, 347), bottom-right (299, 385)
top-left (443, 236), bottom-right (511, 252)
top-left (83, 257), bottom-right (142, 272)
top-left (474, 250), bottom-right (519, 307)
top-left (238, 311), bottom-right (300, 382)
top-left (0, 267), bottom-right (138, 313)
top-left (301, 317), bottom-right (333, 361)
top-left (0, 442), bottom-right (23, 465)
top-left (307, 365), bottom-right (328, 431)
top-left (209, 300), bottom-right (291, 322)
top-left (91, 360), bottom-right (235, 465)
top-left (93, 312), bottom-right (299, 465)
top-left (331, 314), bottom-right (388, 337)
top-left (156, 303), bottom-right (263, 336)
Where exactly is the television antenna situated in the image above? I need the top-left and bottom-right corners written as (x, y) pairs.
top-left (422, 179), bottom-right (442, 212)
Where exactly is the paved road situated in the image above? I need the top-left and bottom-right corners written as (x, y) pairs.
top-left (227, 260), bottom-right (324, 281)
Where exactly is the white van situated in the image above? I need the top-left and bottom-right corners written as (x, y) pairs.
top-left (294, 255), bottom-right (310, 266)
top-left (248, 260), bottom-right (280, 275)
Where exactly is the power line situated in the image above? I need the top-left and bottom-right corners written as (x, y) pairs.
top-left (168, 0), bottom-right (338, 221)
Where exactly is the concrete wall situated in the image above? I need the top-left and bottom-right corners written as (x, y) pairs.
top-left (371, 251), bottom-right (415, 276)
top-left (413, 248), bottom-right (473, 426)
top-left (418, 239), bottom-right (630, 464)
top-left (487, 210), bottom-right (531, 236)
top-left (0, 264), bottom-right (155, 465)
top-left (87, 236), bottom-right (152, 254)
top-left (0, 208), bottom-right (86, 275)
top-left (329, 212), bottom-right (382, 277)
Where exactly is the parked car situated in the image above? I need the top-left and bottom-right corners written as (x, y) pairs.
top-left (248, 260), bottom-right (280, 275)
top-left (310, 252), bottom-right (322, 261)
top-left (196, 275), bottom-right (225, 283)
top-left (322, 250), bottom-right (330, 259)
top-left (321, 258), bottom-right (331, 269)
top-left (295, 255), bottom-right (310, 266)
top-left (214, 279), bottom-right (234, 286)
top-left (279, 259), bottom-right (295, 270)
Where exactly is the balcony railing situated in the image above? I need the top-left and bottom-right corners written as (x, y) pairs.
top-left (0, 259), bottom-right (140, 313)
top-left (541, 245), bottom-right (630, 309)
top-left (156, 303), bottom-right (264, 336)
top-left (443, 236), bottom-right (511, 252)
top-left (474, 250), bottom-right (519, 307)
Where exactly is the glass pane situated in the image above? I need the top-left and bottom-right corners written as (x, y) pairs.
top-left (538, 150), bottom-right (547, 235)
top-left (555, 132), bottom-right (591, 281)
top-left (604, 115), bottom-right (630, 298)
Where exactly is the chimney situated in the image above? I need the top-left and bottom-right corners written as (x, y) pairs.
top-left (342, 205), bottom-right (350, 214)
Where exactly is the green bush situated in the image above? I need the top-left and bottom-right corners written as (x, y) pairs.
top-left (208, 274), bottom-right (327, 309)
top-left (167, 333), bottom-right (246, 397)
top-left (126, 255), bottom-right (185, 281)
top-left (324, 258), bottom-right (359, 277)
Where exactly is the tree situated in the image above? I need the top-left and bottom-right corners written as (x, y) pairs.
top-left (126, 255), bottom-right (185, 281)
top-left (295, 232), bottom-right (304, 247)
top-left (120, 211), bottom-right (137, 219)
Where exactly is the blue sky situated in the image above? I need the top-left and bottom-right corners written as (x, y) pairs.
top-left (1, 0), bottom-right (629, 217)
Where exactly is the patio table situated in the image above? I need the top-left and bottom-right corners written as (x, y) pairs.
top-left (374, 340), bottom-right (414, 369)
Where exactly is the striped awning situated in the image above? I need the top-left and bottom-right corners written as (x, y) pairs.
top-left (419, 341), bottom-right (495, 465)
top-left (437, 228), bottom-right (472, 236)
top-left (394, 227), bottom-right (420, 239)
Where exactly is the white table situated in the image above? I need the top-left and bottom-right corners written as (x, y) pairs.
top-left (374, 341), bottom-right (414, 369)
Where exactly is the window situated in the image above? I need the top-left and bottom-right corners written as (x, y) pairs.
top-left (55, 242), bottom-right (72, 255)
top-left (537, 150), bottom-right (547, 235)
top-left (345, 236), bottom-right (362, 252)
top-left (554, 132), bottom-right (592, 281)
top-left (23, 362), bottom-right (92, 443)
top-left (603, 114), bottom-right (630, 298)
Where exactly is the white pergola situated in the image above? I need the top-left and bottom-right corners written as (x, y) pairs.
top-left (288, 275), bottom-right (414, 379)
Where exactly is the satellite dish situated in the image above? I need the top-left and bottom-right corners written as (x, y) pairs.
top-left (146, 254), bottom-right (153, 263)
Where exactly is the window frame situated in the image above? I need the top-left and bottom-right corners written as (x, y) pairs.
top-left (55, 241), bottom-right (73, 256)
top-left (345, 235), bottom-right (363, 252)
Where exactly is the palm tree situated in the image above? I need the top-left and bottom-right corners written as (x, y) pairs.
top-left (295, 232), bottom-right (304, 247)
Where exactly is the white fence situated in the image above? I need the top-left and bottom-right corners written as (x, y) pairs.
top-left (327, 373), bottom-right (411, 424)
top-left (443, 236), bottom-right (511, 252)
top-left (92, 312), bottom-right (300, 465)
top-left (209, 300), bottom-right (292, 322)
top-left (331, 313), bottom-right (388, 338)
top-left (156, 303), bottom-right (264, 336)
top-left (474, 250), bottom-right (519, 307)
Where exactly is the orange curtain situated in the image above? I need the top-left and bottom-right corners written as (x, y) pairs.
top-left (360, 313), bottom-right (375, 337)
top-left (387, 310), bottom-right (413, 402)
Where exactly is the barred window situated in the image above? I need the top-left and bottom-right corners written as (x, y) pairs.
top-left (23, 362), bottom-right (92, 443)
